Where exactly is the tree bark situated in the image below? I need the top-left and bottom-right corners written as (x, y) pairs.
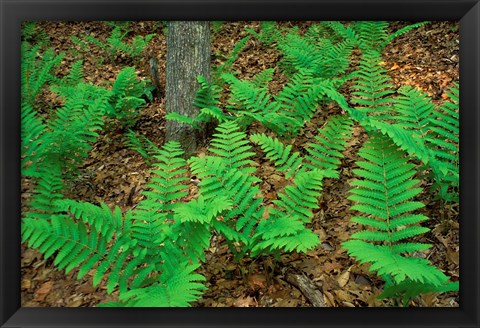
top-left (165, 21), bottom-right (210, 157)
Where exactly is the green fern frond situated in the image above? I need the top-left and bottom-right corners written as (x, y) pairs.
top-left (65, 60), bottom-right (84, 86)
top-left (343, 240), bottom-right (451, 286)
top-left (304, 115), bottom-right (354, 178)
top-left (189, 123), bottom-right (263, 247)
top-left (174, 195), bottom-right (232, 224)
top-left (213, 35), bottom-right (250, 83)
top-left (118, 259), bottom-right (206, 307)
top-left (125, 130), bottom-right (161, 165)
top-left (351, 21), bottom-right (389, 52)
top-left (273, 169), bottom-right (324, 223)
top-left (381, 21), bottom-right (430, 49)
top-left (209, 121), bottom-right (257, 172)
top-left (251, 68), bottom-right (275, 89)
top-left (21, 43), bottom-right (64, 105)
top-left (143, 141), bottom-right (189, 211)
top-left (391, 84), bottom-right (458, 201)
top-left (130, 141), bottom-right (188, 255)
top-left (21, 103), bottom-right (49, 174)
top-left (250, 133), bottom-right (303, 178)
top-left (22, 206), bottom-right (148, 294)
top-left (251, 169), bottom-right (324, 255)
top-left (393, 86), bottom-right (434, 136)
top-left (350, 49), bottom-right (394, 115)
top-left (380, 278), bottom-right (458, 306)
top-left (342, 133), bottom-right (457, 301)
top-left (25, 163), bottom-right (64, 220)
top-left (107, 66), bottom-right (150, 126)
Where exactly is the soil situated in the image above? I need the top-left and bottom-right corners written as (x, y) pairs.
top-left (21, 21), bottom-right (459, 308)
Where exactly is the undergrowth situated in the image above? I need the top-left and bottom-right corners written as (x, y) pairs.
top-left (21, 21), bottom-right (458, 307)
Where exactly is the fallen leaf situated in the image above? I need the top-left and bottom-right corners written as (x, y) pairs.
top-left (337, 266), bottom-right (352, 288)
top-left (233, 295), bottom-right (256, 307)
top-left (248, 273), bottom-right (267, 290)
top-left (34, 281), bottom-right (53, 301)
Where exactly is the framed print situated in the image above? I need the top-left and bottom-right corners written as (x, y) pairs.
top-left (1, 0), bottom-right (479, 327)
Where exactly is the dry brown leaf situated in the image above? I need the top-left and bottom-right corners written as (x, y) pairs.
top-left (337, 266), bottom-right (352, 288)
top-left (233, 295), bottom-right (256, 307)
top-left (34, 281), bottom-right (53, 301)
top-left (248, 273), bottom-right (267, 290)
top-left (446, 250), bottom-right (459, 266)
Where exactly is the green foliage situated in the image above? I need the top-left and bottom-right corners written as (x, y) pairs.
top-left (250, 133), bottom-right (303, 179)
top-left (246, 21), bottom-right (284, 47)
top-left (426, 84), bottom-right (459, 201)
top-left (222, 69), bottom-right (339, 137)
top-left (108, 66), bottom-right (152, 127)
top-left (212, 35), bottom-right (251, 84)
top-left (277, 24), bottom-right (355, 79)
top-left (189, 122), bottom-right (262, 249)
top-left (351, 21), bottom-right (429, 53)
top-left (165, 76), bottom-right (227, 128)
top-left (251, 114), bottom-right (353, 180)
top-left (84, 25), bottom-right (155, 61)
top-left (22, 142), bottom-right (212, 307)
top-left (350, 49), bottom-right (394, 116)
top-left (125, 130), bottom-right (162, 166)
top-left (251, 67), bottom-right (275, 88)
top-left (251, 169), bottom-right (323, 255)
top-left (303, 115), bottom-right (354, 178)
top-left (21, 42), bottom-right (64, 106)
top-left (342, 134), bottom-right (458, 305)
top-left (210, 21), bottom-right (224, 35)
top-left (189, 122), bottom-right (323, 257)
top-left (392, 85), bottom-right (459, 201)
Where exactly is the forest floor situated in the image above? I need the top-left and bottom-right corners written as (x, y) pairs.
top-left (21, 21), bottom-right (459, 307)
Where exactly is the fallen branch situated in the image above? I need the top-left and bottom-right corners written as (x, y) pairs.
top-left (283, 267), bottom-right (326, 307)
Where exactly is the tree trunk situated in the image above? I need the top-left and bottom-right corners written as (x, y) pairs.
top-left (165, 21), bottom-right (210, 157)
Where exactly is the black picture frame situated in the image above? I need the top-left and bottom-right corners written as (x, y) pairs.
top-left (1, 0), bottom-right (478, 327)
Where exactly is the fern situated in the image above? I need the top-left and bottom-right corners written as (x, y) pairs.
top-left (22, 202), bottom-right (150, 294)
top-left (21, 42), bottom-right (64, 106)
top-left (250, 67), bottom-right (274, 88)
top-left (427, 84), bottom-right (459, 201)
top-left (350, 49), bottom-right (395, 116)
top-left (303, 115), bottom-right (354, 178)
top-left (64, 60), bottom-right (84, 86)
top-left (250, 133), bottom-right (303, 179)
top-left (276, 23), bottom-right (355, 79)
top-left (251, 114), bottom-right (353, 179)
top-left (125, 130), bottom-right (162, 166)
top-left (378, 85), bottom-right (459, 202)
top-left (108, 66), bottom-right (152, 127)
top-left (223, 69), bottom-right (337, 137)
top-left (23, 142), bottom-right (214, 306)
top-left (166, 75), bottom-right (229, 128)
top-left (246, 21), bottom-right (283, 47)
top-left (189, 122), bottom-right (323, 257)
top-left (117, 253), bottom-right (206, 307)
top-left (251, 169), bottom-right (323, 255)
top-left (85, 25), bottom-right (155, 61)
top-left (212, 35), bottom-right (250, 84)
top-left (342, 133), bottom-right (458, 304)
top-left (189, 123), bottom-right (263, 248)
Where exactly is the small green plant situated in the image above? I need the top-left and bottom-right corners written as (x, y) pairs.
top-left (107, 66), bottom-right (154, 127)
top-left (342, 133), bottom-right (458, 306)
top-left (84, 25), bottom-right (155, 61)
top-left (210, 21), bottom-right (224, 36)
top-left (22, 142), bottom-right (216, 307)
top-left (21, 42), bottom-right (64, 106)
top-left (167, 68), bottom-right (342, 138)
top-left (189, 121), bottom-right (326, 259)
top-left (391, 85), bottom-right (459, 202)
